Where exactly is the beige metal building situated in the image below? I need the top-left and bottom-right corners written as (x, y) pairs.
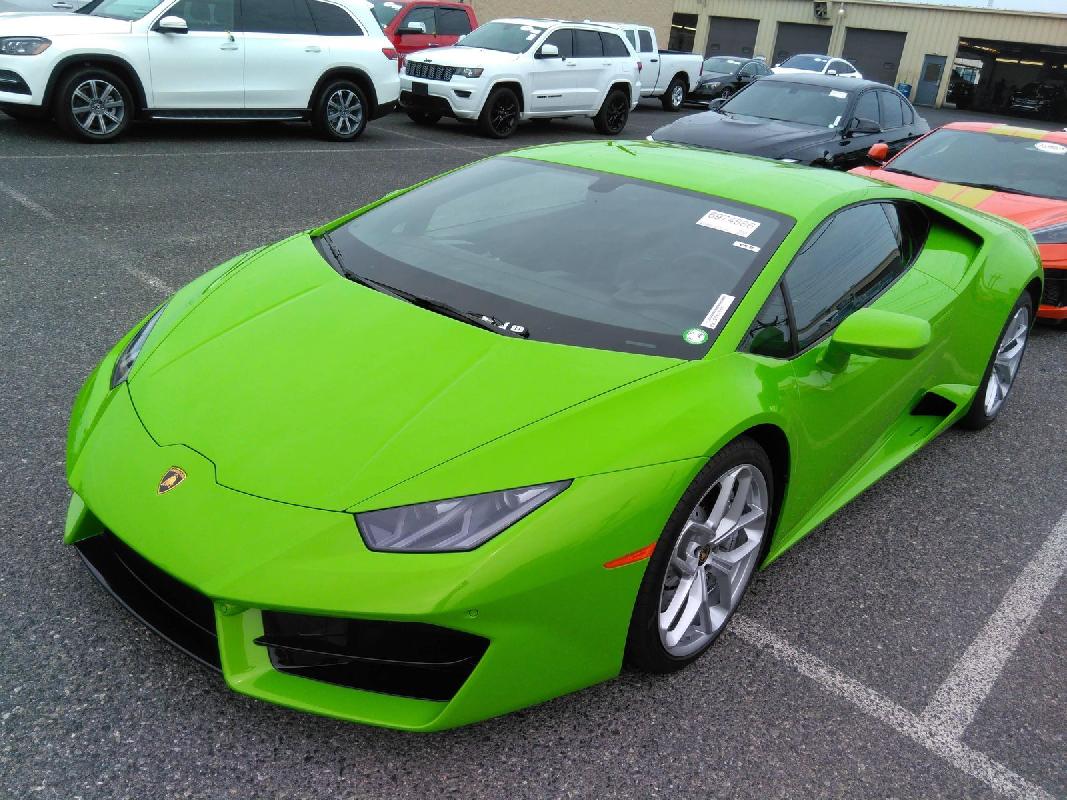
top-left (469, 0), bottom-right (1066, 113)
top-left (668, 0), bottom-right (1067, 111)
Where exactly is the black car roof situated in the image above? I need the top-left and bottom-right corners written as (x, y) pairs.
top-left (764, 72), bottom-right (890, 93)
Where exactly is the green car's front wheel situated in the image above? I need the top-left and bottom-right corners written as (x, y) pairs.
top-left (959, 291), bottom-right (1032, 430)
top-left (626, 437), bottom-right (773, 673)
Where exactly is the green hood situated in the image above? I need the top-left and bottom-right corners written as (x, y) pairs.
top-left (129, 236), bottom-right (679, 511)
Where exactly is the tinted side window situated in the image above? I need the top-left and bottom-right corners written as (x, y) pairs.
top-left (637, 29), bottom-right (654, 53)
top-left (573, 29), bottom-right (603, 58)
top-left (437, 6), bottom-right (470, 35)
top-left (853, 91), bottom-right (880, 126)
top-left (883, 202), bottom-right (931, 266)
top-left (240, 0), bottom-right (314, 33)
top-left (624, 29), bottom-right (636, 49)
top-left (785, 203), bottom-right (905, 350)
top-left (543, 28), bottom-right (572, 58)
top-left (901, 97), bottom-right (914, 124)
top-left (400, 5), bottom-right (435, 34)
top-left (602, 32), bottom-right (629, 57)
top-left (309, 0), bottom-right (361, 35)
top-left (169, 0), bottom-right (234, 31)
top-left (879, 91), bottom-right (904, 128)
top-left (742, 285), bottom-right (793, 358)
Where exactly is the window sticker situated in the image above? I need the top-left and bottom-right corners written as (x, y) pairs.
top-left (682, 327), bottom-right (709, 345)
top-left (733, 241), bottom-right (760, 253)
top-left (1034, 141), bottom-right (1067, 155)
top-left (829, 90), bottom-right (848, 99)
top-left (696, 209), bottom-right (760, 238)
top-left (384, 1), bottom-right (401, 7)
top-left (830, 115), bottom-right (841, 128)
top-left (700, 294), bottom-right (736, 330)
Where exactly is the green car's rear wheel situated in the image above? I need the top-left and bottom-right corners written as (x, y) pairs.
top-left (626, 436), bottom-right (773, 672)
top-left (960, 291), bottom-right (1032, 430)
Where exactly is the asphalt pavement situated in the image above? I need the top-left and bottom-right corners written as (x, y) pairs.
top-left (0, 100), bottom-right (1064, 800)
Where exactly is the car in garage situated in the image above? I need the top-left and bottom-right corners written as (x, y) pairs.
top-left (772, 53), bottom-right (862, 79)
top-left (65, 140), bottom-right (1040, 731)
top-left (0, 0), bottom-right (401, 142)
top-left (1006, 81), bottom-right (1067, 122)
top-left (650, 74), bottom-right (928, 169)
top-left (398, 18), bottom-right (639, 138)
top-left (688, 55), bottom-right (772, 104)
top-left (369, 0), bottom-right (476, 58)
top-left (853, 121), bottom-right (1067, 322)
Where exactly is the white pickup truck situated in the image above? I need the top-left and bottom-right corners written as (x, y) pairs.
top-left (594, 22), bottom-right (702, 111)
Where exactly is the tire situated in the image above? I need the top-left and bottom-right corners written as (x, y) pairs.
top-left (312, 80), bottom-right (368, 142)
top-left (718, 86), bottom-right (734, 102)
top-left (626, 436), bottom-right (774, 673)
top-left (478, 86), bottom-right (520, 139)
top-left (53, 67), bottom-right (133, 143)
top-left (959, 291), bottom-right (1033, 430)
top-left (405, 109), bottom-right (440, 126)
top-left (661, 77), bottom-right (686, 111)
top-left (593, 88), bottom-right (630, 135)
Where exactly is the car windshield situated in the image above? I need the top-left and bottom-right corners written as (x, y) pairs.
top-left (369, 0), bottom-right (403, 26)
top-left (455, 21), bottom-right (548, 53)
top-left (780, 55), bottom-right (829, 71)
top-left (885, 128), bottom-right (1067, 201)
top-left (722, 80), bottom-right (851, 127)
top-left (319, 157), bottom-right (792, 359)
top-left (704, 57), bottom-right (744, 74)
top-left (75, 0), bottom-right (158, 20)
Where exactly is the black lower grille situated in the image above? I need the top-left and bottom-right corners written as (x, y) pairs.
top-left (1042, 270), bottom-right (1066, 308)
top-left (76, 531), bottom-right (220, 670)
top-left (405, 61), bottom-right (455, 82)
top-left (0, 70), bottom-right (30, 95)
top-left (257, 612), bottom-right (488, 701)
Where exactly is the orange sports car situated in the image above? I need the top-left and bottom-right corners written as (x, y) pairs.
top-left (853, 121), bottom-right (1066, 321)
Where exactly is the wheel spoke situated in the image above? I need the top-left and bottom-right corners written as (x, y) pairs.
top-left (659, 571), bottom-right (697, 634)
top-left (663, 569), bottom-right (706, 648)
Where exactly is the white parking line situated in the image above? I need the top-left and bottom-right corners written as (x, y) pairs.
top-left (0, 144), bottom-right (510, 161)
top-left (731, 617), bottom-right (1055, 800)
top-left (383, 124), bottom-right (501, 157)
top-left (920, 508), bottom-right (1067, 737)
top-left (1, 179), bottom-right (174, 295)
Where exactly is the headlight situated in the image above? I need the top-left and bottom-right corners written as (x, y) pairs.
top-left (456, 67), bottom-right (483, 79)
top-left (702, 80), bottom-right (721, 89)
top-left (1033, 221), bottom-right (1067, 245)
top-left (356, 481), bottom-right (571, 552)
top-left (778, 158), bottom-right (800, 163)
top-left (0, 37), bottom-right (51, 56)
top-left (110, 305), bottom-right (167, 389)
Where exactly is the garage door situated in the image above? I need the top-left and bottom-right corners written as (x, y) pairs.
top-left (704, 16), bottom-right (759, 59)
top-left (772, 22), bottom-right (831, 65)
top-left (843, 28), bottom-right (907, 86)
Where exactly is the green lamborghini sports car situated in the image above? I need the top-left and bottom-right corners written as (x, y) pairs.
top-left (65, 141), bottom-right (1041, 731)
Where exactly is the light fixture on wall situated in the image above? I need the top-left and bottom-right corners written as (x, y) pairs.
top-left (837, 3), bottom-right (847, 17)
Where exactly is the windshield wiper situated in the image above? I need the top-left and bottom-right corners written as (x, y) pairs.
top-left (320, 233), bottom-right (528, 338)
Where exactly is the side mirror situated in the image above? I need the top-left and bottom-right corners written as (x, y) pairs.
top-left (821, 308), bottom-right (930, 371)
top-left (398, 20), bottom-right (427, 35)
top-left (867, 142), bottom-right (890, 164)
top-left (708, 97), bottom-right (726, 112)
top-left (536, 43), bottom-right (560, 59)
top-left (156, 15), bottom-right (188, 34)
top-left (848, 117), bottom-right (881, 136)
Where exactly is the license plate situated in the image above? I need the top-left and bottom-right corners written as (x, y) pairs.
top-left (412, 82), bottom-right (429, 96)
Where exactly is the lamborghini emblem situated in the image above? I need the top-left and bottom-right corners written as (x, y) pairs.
top-left (158, 467), bottom-right (186, 495)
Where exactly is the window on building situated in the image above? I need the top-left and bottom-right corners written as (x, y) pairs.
top-left (667, 13), bottom-right (697, 52)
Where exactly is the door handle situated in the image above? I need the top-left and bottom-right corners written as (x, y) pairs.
top-left (602, 61), bottom-right (611, 66)
top-left (51, 1), bottom-right (72, 7)
top-left (650, 58), bottom-right (658, 63)
top-left (428, 43), bottom-right (441, 47)
top-left (220, 43), bottom-right (239, 50)
top-left (566, 61), bottom-right (577, 67)
top-left (305, 45), bottom-right (322, 53)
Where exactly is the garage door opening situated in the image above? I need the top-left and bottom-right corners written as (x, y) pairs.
top-left (843, 27), bottom-right (906, 87)
top-left (705, 16), bottom-right (759, 59)
top-left (950, 37), bottom-right (1067, 122)
top-left (772, 22), bottom-right (832, 66)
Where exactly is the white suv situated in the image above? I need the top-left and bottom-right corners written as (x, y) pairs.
top-left (399, 18), bottom-right (639, 138)
top-left (0, 0), bottom-right (401, 142)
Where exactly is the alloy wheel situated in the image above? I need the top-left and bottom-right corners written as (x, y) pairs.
top-left (71, 79), bottom-right (124, 135)
top-left (490, 95), bottom-right (517, 136)
top-left (983, 305), bottom-right (1029, 416)
top-left (671, 83), bottom-right (685, 108)
top-left (605, 97), bottom-right (627, 132)
top-left (327, 89), bottom-right (364, 137)
top-left (658, 464), bottom-right (768, 657)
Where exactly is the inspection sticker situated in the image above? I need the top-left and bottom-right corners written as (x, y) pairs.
top-left (683, 327), bottom-right (709, 345)
top-left (1034, 141), bottom-right (1067, 155)
top-left (734, 240), bottom-right (761, 253)
top-left (696, 209), bottom-right (760, 238)
top-left (700, 293), bottom-right (736, 330)
top-left (829, 90), bottom-right (848, 99)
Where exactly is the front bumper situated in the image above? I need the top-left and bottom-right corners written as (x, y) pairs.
top-left (1038, 249), bottom-right (1067, 320)
top-left (399, 74), bottom-right (487, 120)
top-left (66, 362), bottom-right (697, 730)
top-left (0, 51), bottom-right (53, 106)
